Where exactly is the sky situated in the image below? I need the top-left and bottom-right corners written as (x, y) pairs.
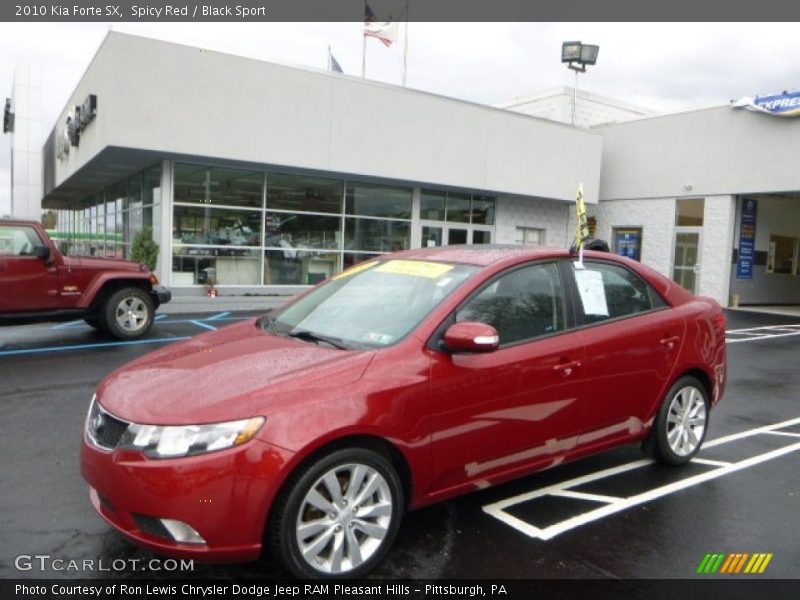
top-left (1, 21), bottom-right (799, 215)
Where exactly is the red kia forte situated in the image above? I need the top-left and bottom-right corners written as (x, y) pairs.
top-left (82, 246), bottom-right (726, 578)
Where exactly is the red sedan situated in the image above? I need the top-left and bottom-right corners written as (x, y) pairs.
top-left (82, 246), bottom-right (726, 578)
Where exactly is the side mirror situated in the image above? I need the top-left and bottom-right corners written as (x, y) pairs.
top-left (443, 321), bottom-right (500, 353)
top-left (33, 246), bottom-right (51, 261)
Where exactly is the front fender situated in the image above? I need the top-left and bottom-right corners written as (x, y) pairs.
top-left (78, 272), bottom-right (152, 309)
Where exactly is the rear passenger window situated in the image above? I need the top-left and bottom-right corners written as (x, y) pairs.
top-left (456, 262), bottom-right (565, 345)
top-left (572, 261), bottom-right (665, 323)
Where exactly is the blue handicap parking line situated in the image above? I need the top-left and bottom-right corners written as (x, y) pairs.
top-left (207, 311), bottom-right (231, 321)
top-left (0, 336), bottom-right (191, 357)
top-left (51, 320), bottom-right (86, 330)
top-left (190, 320), bottom-right (218, 331)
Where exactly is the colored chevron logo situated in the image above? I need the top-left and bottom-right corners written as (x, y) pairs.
top-left (697, 552), bottom-right (774, 574)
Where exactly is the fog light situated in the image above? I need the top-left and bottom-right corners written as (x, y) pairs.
top-left (160, 518), bottom-right (206, 544)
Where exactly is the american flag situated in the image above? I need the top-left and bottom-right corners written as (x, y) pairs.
top-left (364, 3), bottom-right (398, 47)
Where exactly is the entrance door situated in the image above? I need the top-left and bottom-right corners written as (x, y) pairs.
top-left (672, 229), bottom-right (702, 293)
top-left (419, 223), bottom-right (492, 247)
top-left (446, 226), bottom-right (468, 245)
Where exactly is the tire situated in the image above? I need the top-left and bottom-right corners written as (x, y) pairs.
top-left (268, 447), bottom-right (404, 579)
top-left (644, 375), bottom-right (709, 466)
top-left (100, 287), bottom-right (154, 340)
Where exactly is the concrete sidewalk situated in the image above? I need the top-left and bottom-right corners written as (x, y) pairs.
top-left (159, 293), bottom-right (294, 314)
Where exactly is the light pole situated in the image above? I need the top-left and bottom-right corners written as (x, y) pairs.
top-left (561, 41), bottom-right (599, 126)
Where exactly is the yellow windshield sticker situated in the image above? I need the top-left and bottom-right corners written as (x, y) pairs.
top-left (332, 260), bottom-right (379, 280)
top-left (375, 260), bottom-right (454, 279)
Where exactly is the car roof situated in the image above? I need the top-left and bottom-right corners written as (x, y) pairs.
top-left (0, 219), bottom-right (37, 225)
top-left (386, 244), bottom-right (574, 267)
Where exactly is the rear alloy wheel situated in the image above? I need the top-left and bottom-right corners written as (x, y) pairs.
top-left (270, 448), bottom-right (403, 579)
top-left (645, 375), bottom-right (709, 465)
top-left (100, 287), bottom-right (154, 340)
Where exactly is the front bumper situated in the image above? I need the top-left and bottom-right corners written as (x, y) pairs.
top-left (150, 285), bottom-right (171, 307)
top-left (81, 433), bottom-right (294, 562)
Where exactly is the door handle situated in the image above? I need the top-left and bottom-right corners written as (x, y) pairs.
top-left (660, 336), bottom-right (680, 349)
top-left (553, 360), bottom-right (581, 376)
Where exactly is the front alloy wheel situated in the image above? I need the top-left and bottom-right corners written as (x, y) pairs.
top-left (101, 287), bottom-right (154, 339)
top-left (270, 448), bottom-right (403, 579)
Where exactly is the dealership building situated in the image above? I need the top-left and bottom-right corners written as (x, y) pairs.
top-left (30, 32), bottom-right (800, 306)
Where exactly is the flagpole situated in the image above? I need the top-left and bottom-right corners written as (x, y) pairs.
top-left (402, 1), bottom-right (409, 86)
top-left (361, 1), bottom-right (367, 78)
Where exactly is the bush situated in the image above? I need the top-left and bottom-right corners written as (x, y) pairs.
top-left (131, 227), bottom-right (159, 272)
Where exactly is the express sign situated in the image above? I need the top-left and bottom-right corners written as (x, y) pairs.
top-left (733, 90), bottom-right (800, 117)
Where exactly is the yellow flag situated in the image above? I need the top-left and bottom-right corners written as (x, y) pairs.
top-left (575, 183), bottom-right (589, 249)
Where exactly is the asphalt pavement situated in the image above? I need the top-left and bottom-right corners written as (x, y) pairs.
top-left (0, 309), bottom-right (798, 583)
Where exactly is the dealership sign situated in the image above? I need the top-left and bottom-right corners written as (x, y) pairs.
top-left (732, 90), bottom-right (800, 117)
top-left (57, 94), bottom-right (97, 160)
top-left (736, 198), bottom-right (757, 280)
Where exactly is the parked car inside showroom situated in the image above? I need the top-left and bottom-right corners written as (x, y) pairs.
top-left (81, 245), bottom-right (726, 578)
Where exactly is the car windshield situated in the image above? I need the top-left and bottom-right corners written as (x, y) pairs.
top-left (264, 259), bottom-right (478, 349)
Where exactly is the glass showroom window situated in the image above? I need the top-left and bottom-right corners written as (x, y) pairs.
top-left (173, 246), bottom-right (262, 286)
top-left (420, 190), bottom-right (495, 226)
top-left (420, 189), bottom-right (495, 245)
top-left (172, 163), bottom-right (265, 285)
top-left (174, 164), bottom-right (263, 207)
top-left (345, 181), bottom-right (412, 263)
top-left (58, 165), bottom-right (161, 260)
top-left (262, 173), bottom-right (345, 285)
top-left (268, 173), bottom-right (343, 214)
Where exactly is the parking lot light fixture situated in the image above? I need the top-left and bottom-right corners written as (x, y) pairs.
top-left (561, 41), bottom-right (600, 125)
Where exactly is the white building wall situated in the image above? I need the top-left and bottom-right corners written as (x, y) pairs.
top-left (495, 196), bottom-right (571, 247)
top-left (499, 86), bottom-right (656, 128)
top-left (589, 197), bottom-right (676, 278)
top-left (9, 64), bottom-right (43, 220)
top-left (699, 195), bottom-right (736, 305)
top-left (591, 195), bottom-right (736, 306)
top-left (45, 32), bottom-right (601, 206)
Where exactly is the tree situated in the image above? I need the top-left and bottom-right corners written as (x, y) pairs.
top-left (41, 210), bottom-right (57, 229)
top-left (131, 227), bottom-right (159, 272)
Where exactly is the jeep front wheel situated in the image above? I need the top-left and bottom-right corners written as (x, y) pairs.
top-left (101, 287), bottom-right (154, 339)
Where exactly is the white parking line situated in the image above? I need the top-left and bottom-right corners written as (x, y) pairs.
top-left (727, 324), bottom-right (800, 333)
top-left (726, 323), bottom-right (800, 344)
top-left (483, 416), bottom-right (800, 541)
top-left (727, 331), bottom-right (800, 344)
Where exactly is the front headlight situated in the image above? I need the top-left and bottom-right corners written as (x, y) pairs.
top-left (119, 417), bottom-right (265, 458)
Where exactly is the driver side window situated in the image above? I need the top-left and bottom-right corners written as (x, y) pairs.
top-left (0, 225), bottom-right (46, 257)
top-left (456, 262), bottom-right (566, 345)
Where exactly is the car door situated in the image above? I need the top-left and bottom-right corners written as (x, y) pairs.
top-left (0, 224), bottom-right (59, 312)
top-left (566, 259), bottom-right (685, 438)
top-left (427, 261), bottom-right (586, 493)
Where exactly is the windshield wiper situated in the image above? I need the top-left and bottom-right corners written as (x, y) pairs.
top-left (287, 329), bottom-right (350, 350)
top-left (258, 314), bottom-right (278, 333)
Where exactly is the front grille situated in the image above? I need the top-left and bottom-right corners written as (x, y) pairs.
top-left (133, 514), bottom-right (172, 540)
top-left (87, 400), bottom-right (130, 450)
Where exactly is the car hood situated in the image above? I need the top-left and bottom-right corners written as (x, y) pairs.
top-left (64, 255), bottom-right (144, 272)
top-left (96, 320), bottom-right (375, 425)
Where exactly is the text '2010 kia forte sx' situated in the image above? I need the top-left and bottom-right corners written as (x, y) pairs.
top-left (81, 246), bottom-right (726, 578)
